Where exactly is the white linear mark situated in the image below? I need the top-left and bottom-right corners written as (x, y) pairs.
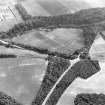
top-left (42, 57), bottom-right (80, 105)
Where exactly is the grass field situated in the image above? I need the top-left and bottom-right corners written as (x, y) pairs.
top-left (0, 0), bottom-right (105, 105)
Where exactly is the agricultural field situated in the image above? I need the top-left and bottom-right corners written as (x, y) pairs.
top-left (0, 0), bottom-right (105, 105)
